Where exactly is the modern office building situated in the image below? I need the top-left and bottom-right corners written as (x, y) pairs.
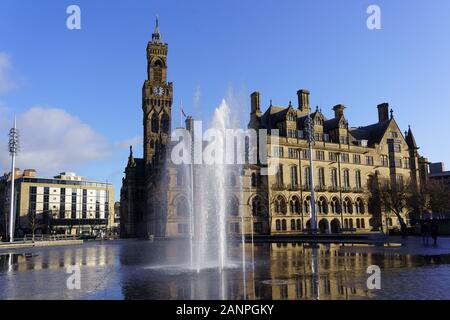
top-left (0, 169), bottom-right (114, 237)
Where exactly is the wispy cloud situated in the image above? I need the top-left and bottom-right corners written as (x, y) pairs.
top-left (0, 53), bottom-right (17, 94)
top-left (0, 107), bottom-right (111, 176)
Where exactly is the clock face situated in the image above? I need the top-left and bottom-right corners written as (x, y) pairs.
top-left (154, 86), bottom-right (164, 96)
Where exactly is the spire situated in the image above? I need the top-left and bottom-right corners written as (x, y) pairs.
top-left (152, 16), bottom-right (163, 44)
top-left (405, 125), bottom-right (418, 150)
top-left (127, 145), bottom-right (136, 168)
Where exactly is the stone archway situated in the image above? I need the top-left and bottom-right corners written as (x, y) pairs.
top-left (318, 219), bottom-right (329, 234)
top-left (330, 219), bottom-right (341, 234)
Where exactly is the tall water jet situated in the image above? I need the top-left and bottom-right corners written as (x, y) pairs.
top-left (180, 99), bottom-right (239, 273)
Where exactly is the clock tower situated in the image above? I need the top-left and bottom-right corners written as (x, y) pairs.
top-left (143, 17), bottom-right (173, 166)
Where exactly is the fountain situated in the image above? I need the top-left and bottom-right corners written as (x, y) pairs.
top-left (181, 99), bottom-right (242, 273)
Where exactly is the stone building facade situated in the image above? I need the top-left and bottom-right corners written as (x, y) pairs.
top-left (120, 20), bottom-right (429, 238)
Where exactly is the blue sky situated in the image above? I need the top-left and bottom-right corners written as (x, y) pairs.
top-left (1, 0), bottom-right (450, 200)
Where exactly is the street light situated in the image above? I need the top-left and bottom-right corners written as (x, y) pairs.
top-left (8, 116), bottom-right (19, 243)
top-left (304, 110), bottom-right (317, 234)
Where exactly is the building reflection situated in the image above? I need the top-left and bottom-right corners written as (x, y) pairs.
top-left (1, 241), bottom-right (447, 300)
top-left (122, 241), bottom-right (439, 300)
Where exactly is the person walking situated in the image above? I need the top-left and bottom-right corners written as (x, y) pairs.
top-left (430, 221), bottom-right (439, 246)
top-left (421, 221), bottom-right (430, 245)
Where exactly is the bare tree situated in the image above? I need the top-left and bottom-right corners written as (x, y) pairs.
top-left (368, 177), bottom-right (412, 234)
top-left (27, 209), bottom-right (42, 241)
top-left (426, 180), bottom-right (450, 217)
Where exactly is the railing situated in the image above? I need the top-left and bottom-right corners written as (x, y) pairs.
top-left (328, 186), bottom-right (340, 192)
top-left (23, 234), bottom-right (79, 242)
top-left (301, 184), bottom-right (311, 192)
top-left (315, 185), bottom-right (327, 192)
top-left (272, 183), bottom-right (287, 191)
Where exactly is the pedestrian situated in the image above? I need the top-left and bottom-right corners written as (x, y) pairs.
top-left (430, 221), bottom-right (439, 246)
top-left (421, 221), bottom-right (430, 245)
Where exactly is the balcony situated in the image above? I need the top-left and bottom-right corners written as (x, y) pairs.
top-left (288, 184), bottom-right (301, 191)
top-left (315, 185), bottom-right (327, 192)
top-left (328, 186), bottom-right (340, 193)
top-left (354, 187), bottom-right (365, 193)
top-left (301, 184), bottom-right (311, 192)
top-left (272, 183), bottom-right (287, 191)
top-left (341, 186), bottom-right (352, 193)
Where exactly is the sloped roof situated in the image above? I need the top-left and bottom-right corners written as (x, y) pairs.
top-left (349, 119), bottom-right (391, 145)
top-left (405, 126), bottom-right (418, 149)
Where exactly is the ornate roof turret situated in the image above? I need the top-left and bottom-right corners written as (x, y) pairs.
top-left (127, 145), bottom-right (137, 168)
top-left (152, 16), bottom-right (163, 44)
top-left (405, 125), bottom-right (418, 150)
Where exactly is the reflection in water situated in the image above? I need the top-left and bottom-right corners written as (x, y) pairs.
top-left (0, 240), bottom-right (450, 300)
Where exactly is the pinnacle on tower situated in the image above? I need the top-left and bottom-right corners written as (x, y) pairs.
top-left (152, 16), bottom-right (163, 44)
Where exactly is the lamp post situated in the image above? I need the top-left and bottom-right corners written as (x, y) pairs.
top-left (8, 116), bottom-right (19, 243)
top-left (305, 111), bottom-right (317, 234)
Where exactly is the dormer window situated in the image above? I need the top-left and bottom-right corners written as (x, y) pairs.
top-left (314, 118), bottom-right (323, 126)
top-left (287, 113), bottom-right (296, 121)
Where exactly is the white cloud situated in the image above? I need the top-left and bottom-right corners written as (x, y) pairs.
top-left (0, 53), bottom-right (16, 94)
top-left (114, 135), bottom-right (142, 150)
top-left (0, 107), bottom-right (112, 176)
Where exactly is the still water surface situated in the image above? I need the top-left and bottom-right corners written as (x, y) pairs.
top-left (0, 240), bottom-right (449, 300)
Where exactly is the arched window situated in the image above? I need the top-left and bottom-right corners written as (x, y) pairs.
top-left (176, 169), bottom-right (184, 186)
top-left (176, 198), bottom-right (188, 217)
top-left (355, 198), bottom-right (365, 214)
top-left (304, 167), bottom-right (310, 188)
top-left (303, 196), bottom-right (312, 214)
top-left (276, 165), bottom-right (284, 186)
top-left (356, 219), bottom-right (361, 229)
top-left (330, 197), bottom-right (340, 214)
top-left (152, 59), bottom-right (163, 82)
top-left (228, 172), bottom-right (237, 187)
top-left (290, 166), bottom-right (298, 188)
top-left (343, 198), bottom-right (353, 214)
top-left (287, 113), bottom-right (296, 121)
top-left (251, 196), bottom-right (263, 216)
top-left (296, 219), bottom-right (302, 231)
top-left (361, 219), bottom-right (366, 229)
top-left (151, 114), bottom-right (159, 133)
top-left (251, 173), bottom-right (257, 187)
top-left (355, 170), bottom-right (362, 190)
top-left (343, 170), bottom-right (350, 188)
top-left (281, 219), bottom-right (287, 231)
top-left (291, 219), bottom-right (296, 231)
top-left (318, 168), bottom-right (325, 187)
top-left (344, 219), bottom-right (349, 229)
top-left (275, 196), bottom-right (287, 215)
top-left (349, 219), bottom-right (354, 228)
top-left (227, 197), bottom-right (239, 216)
top-left (331, 168), bottom-right (338, 188)
top-left (318, 197), bottom-right (328, 214)
top-left (161, 114), bottom-right (170, 133)
top-left (276, 219), bottom-right (281, 231)
top-left (290, 196), bottom-right (301, 214)
top-left (381, 155), bottom-right (389, 167)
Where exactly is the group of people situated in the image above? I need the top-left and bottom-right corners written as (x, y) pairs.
top-left (420, 220), bottom-right (439, 245)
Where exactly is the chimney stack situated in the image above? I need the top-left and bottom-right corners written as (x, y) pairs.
top-left (185, 116), bottom-right (194, 132)
top-left (377, 103), bottom-right (389, 122)
top-left (250, 91), bottom-right (261, 114)
top-left (333, 104), bottom-right (346, 119)
top-left (297, 89), bottom-right (310, 113)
